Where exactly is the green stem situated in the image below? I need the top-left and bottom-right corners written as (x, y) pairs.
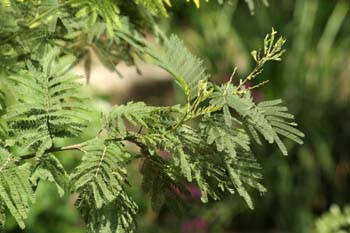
top-left (18, 134), bottom-right (147, 161)
top-left (19, 142), bottom-right (85, 160)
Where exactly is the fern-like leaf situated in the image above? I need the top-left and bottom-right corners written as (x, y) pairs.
top-left (135, 0), bottom-right (171, 16)
top-left (77, 189), bottom-right (138, 233)
top-left (198, 117), bottom-right (265, 208)
top-left (152, 35), bottom-right (210, 99)
top-left (31, 154), bottom-right (69, 197)
top-left (200, 114), bottom-right (250, 157)
top-left (108, 101), bottom-right (181, 138)
top-left (141, 124), bottom-right (266, 209)
top-left (210, 85), bottom-right (304, 155)
top-left (0, 146), bottom-right (35, 229)
top-left (141, 156), bottom-right (187, 212)
top-left (0, 200), bottom-right (5, 232)
top-left (4, 47), bottom-right (89, 157)
top-left (69, 0), bottom-right (121, 35)
top-left (71, 139), bottom-right (131, 208)
top-left (71, 139), bottom-right (137, 232)
top-left (109, 102), bottom-right (158, 135)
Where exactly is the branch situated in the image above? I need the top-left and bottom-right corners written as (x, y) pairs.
top-left (18, 134), bottom-right (147, 161)
top-left (19, 143), bottom-right (85, 160)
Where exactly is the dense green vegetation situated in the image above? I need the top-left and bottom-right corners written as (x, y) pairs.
top-left (164, 1), bottom-right (349, 232)
top-left (0, 0), bottom-right (348, 232)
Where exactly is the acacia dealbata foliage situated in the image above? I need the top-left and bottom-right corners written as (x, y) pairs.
top-left (0, 0), bottom-right (303, 232)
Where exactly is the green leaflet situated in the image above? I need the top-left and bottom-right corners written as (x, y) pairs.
top-left (153, 132), bottom-right (194, 182)
top-left (143, 124), bottom-right (266, 209)
top-left (135, 0), bottom-right (210, 16)
top-left (0, 122), bottom-right (7, 141)
top-left (200, 115), bottom-right (251, 156)
top-left (28, 0), bottom-right (62, 33)
top-left (0, 146), bottom-right (35, 229)
top-left (71, 139), bottom-right (136, 232)
top-left (197, 118), bottom-right (266, 208)
top-left (141, 156), bottom-right (187, 212)
top-left (71, 139), bottom-right (131, 208)
top-left (315, 205), bottom-right (350, 233)
top-left (69, 0), bottom-right (121, 36)
top-left (4, 47), bottom-right (89, 156)
top-left (152, 35), bottom-right (210, 99)
top-left (109, 102), bottom-right (159, 136)
top-left (77, 189), bottom-right (138, 233)
top-left (210, 85), bottom-right (304, 155)
top-left (0, 89), bottom-right (5, 111)
top-left (141, 157), bottom-right (167, 211)
top-left (135, 0), bottom-right (171, 16)
top-left (136, 0), bottom-right (259, 13)
top-left (108, 101), bottom-right (181, 138)
top-left (0, 200), bottom-right (5, 232)
top-left (31, 154), bottom-right (69, 197)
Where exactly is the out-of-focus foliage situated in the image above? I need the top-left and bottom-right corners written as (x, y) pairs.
top-left (315, 205), bottom-right (350, 233)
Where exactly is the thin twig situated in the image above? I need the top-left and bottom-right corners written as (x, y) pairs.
top-left (19, 142), bottom-right (85, 160)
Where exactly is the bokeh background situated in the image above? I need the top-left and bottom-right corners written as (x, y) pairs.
top-left (4, 0), bottom-right (349, 232)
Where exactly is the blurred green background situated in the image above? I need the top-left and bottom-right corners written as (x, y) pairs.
top-left (4, 0), bottom-right (349, 232)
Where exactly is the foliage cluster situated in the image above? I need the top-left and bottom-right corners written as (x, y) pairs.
top-left (0, 0), bottom-right (303, 232)
top-left (315, 205), bottom-right (350, 233)
top-left (164, 1), bottom-right (349, 232)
